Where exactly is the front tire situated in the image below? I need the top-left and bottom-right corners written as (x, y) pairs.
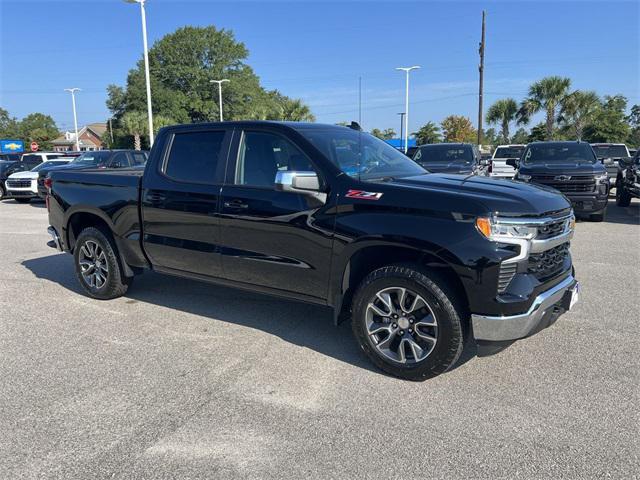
top-left (351, 265), bottom-right (464, 381)
top-left (0, 185), bottom-right (5, 200)
top-left (616, 185), bottom-right (631, 207)
top-left (73, 227), bottom-right (130, 299)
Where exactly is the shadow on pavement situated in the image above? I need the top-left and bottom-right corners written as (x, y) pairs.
top-left (602, 198), bottom-right (639, 226)
top-left (23, 253), bottom-right (478, 378)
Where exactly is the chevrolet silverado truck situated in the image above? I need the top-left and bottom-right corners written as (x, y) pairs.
top-left (511, 141), bottom-right (609, 222)
top-left (46, 122), bottom-right (579, 380)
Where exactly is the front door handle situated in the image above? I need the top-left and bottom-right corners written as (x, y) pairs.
top-left (224, 199), bottom-right (249, 210)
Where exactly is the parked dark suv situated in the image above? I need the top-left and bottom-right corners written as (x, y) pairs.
top-left (412, 143), bottom-right (487, 175)
top-left (37, 150), bottom-right (148, 198)
top-left (511, 142), bottom-right (609, 221)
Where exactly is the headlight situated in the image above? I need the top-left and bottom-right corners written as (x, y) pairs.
top-left (476, 217), bottom-right (537, 241)
top-left (517, 174), bottom-right (531, 182)
top-left (596, 173), bottom-right (609, 184)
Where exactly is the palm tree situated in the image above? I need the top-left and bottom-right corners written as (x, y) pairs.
top-left (486, 98), bottom-right (518, 143)
top-left (279, 98), bottom-right (315, 122)
top-left (152, 115), bottom-right (175, 136)
top-left (412, 121), bottom-right (442, 145)
top-left (120, 111), bottom-right (147, 150)
top-left (558, 90), bottom-right (600, 140)
top-left (517, 76), bottom-right (572, 140)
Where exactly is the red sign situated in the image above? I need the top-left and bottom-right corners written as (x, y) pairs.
top-left (30, 141), bottom-right (39, 152)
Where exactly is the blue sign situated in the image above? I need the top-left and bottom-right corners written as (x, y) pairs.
top-left (385, 138), bottom-right (416, 150)
top-left (1, 139), bottom-right (24, 154)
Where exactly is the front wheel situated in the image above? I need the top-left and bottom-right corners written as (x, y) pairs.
top-left (73, 227), bottom-right (131, 299)
top-left (351, 265), bottom-right (464, 381)
top-left (616, 185), bottom-right (631, 207)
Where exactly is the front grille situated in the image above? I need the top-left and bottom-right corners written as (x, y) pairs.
top-left (531, 175), bottom-right (595, 194)
top-left (497, 263), bottom-right (517, 293)
top-left (6, 179), bottom-right (32, 188)
top-left (536, 217), bottom-right (568, 239)
top-left (528, 243), bottom-right (570, 280)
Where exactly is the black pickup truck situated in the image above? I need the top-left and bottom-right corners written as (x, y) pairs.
top-left (511, 142), bottom-right (609, 222)
top-left (46, 121), bottom-right (579, 380)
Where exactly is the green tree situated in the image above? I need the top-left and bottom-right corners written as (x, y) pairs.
top-left (482, 127), bottom-right (500, 146)
top-left (558, 90), bottom-right (600, 140)
top-left (517, 76), bottom-right (571, 140)
top-left (18, 113), bottom-right (59, 150)
top-left (511, 127), bottom-right (529, 144)
top-left (583, 95), bottom-right (631, 143)
top-left (108, 26), bottom-right (312, 125)
top-left (486, 98), bottom-right (518, 143)
top-left (527, 123), bottom-right (547, 142)
top-left (412, 121), bottom-right (441, 145)
top-left (627, 104), bottom-right (640, 148)
top-left (370, 128), bottom-right (396, 140)
top-left (441, 115), bottom-right (476, 143)
top-left (120, 111), bottom-right (147, 151)
top-left (0, 108), bottom-right (20, 138)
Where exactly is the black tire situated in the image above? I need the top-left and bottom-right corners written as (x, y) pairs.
top-left (0, 185), bottom-right (5, 200)
top-left (616, 185), bottom-right (631, 207)
top-left (14, 198), bottom-right (31, 203)
top-left (351, 265), bottom-right (464, 381)
top-left (73, 226), bottom-right (131, 299)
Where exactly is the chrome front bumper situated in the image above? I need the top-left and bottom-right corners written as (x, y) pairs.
top-left (472, 275), bottom-right (579, 342)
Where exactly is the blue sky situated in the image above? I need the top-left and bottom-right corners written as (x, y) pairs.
top-left (1, 0), bottom-right (638, 135)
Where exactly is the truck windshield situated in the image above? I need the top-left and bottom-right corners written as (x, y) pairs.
top-left (591, 145), bottom-right (629, 158)
top-left (493, 146), bottom-right (524, 159)
top-left (298, 127), bottom-right (426, 180)
top-left (413, 145), bottom-right (473, 164)
top-left (522, 144), bottom-right (597, 164)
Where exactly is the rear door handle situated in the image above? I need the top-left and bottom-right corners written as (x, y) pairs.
top-left (147, 192), bottom-right (166, 204)
top-left (224, 199), bottom-right (249, 209)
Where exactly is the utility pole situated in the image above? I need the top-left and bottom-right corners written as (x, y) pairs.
top-left (358, 76), bottom-right (362, 126)
top-left (398, 112), bottom-right (405, 150)
top-left (477, 10), bottom-right (486, 147)
top-left (210, 79), bottom-right (230, 122)
top-left (64, 88), bottom-right (81, 151)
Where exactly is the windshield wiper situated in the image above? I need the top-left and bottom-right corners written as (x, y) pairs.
top-left (364, 176), bottom-right (395, 182)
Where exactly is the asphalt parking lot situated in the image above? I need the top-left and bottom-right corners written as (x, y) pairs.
top-left (0, 198), bottom-right (638, 479)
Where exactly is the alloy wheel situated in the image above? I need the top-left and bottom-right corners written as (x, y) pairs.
top-left (365, 286), bottom-right (438, 364)
top-left (78, 240), bottom-right (109, 289)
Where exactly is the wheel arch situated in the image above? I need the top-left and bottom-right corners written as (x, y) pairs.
top-left (330, 241), bottom-right (469, 326)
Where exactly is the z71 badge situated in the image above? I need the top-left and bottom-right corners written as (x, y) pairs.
top-left (345, 189), bottom-right (383, 200)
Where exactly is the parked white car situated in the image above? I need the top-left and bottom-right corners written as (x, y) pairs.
top-left (5, 158), bottom-right (73, 202)
top-left (489, 144), bottom-right (525, 179)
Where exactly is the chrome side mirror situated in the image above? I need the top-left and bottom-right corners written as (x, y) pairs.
top-left (275, 171), bottom-right (326, 203)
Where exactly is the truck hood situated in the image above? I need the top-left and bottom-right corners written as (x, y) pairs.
top-left (423, 161), bottom-right (474, 174)
top-left (518, 162), bottom-right (605, 176)
top-left (383, 173), bottom-right (570, 217)
top-left (7, 170), bottom-right (37, 180)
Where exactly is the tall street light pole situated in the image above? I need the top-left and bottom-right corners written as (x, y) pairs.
top-left (64, 88), bottom-right (81, 151)
top-left (210, 79), bottom-right (230, 121)
top-left (397, 112), bottom-right (405, 150)
top-left (125, 0), bottom-right (154, 147)
top-left (396, 66), bottom-right (420, 153)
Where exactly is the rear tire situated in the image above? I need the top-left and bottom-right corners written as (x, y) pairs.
top-left (616, 185), bottom-right (631, 207)
top-left (73, 227), bottom-right (131, 300)
top-left (351, 265), bottom-right (464, 381)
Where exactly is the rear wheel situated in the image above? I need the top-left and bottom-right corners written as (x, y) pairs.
top-left (616, 184), bottom-right (631, 207)
top-left (73, 227), bottom-right (131, 299)
top-left (351, 265), bottom-right (464, 381)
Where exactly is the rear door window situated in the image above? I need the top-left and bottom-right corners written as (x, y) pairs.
top-left (164, 130), bottom-right (227, 184)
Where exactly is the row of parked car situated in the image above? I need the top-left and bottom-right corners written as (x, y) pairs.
top-left (407, 141), bottom-right (639, 221)
top-left (0, 150), bottom-right (148, 202)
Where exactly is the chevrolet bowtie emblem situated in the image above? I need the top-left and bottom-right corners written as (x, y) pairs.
top-left (5, 142), bottom-right (21, 151)
top-left (554, 175), bottom-right (571, 181)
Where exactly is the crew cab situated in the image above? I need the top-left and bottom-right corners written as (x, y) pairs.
top-left (412, 143), bottom-right (488, 175)
top-left (490, 144), bottom-right (525, 179)
top-left (511, 142), bottom-right (609, 222)
top-left (5, 158), bottom-right (73, 202)
top-left (46, 122), bottom-right (579, 380)
top-left (37, 150), bottom-right (148, 198)
top-left (615, 149), bottom-right (640, 206)
top-left (591, 143), bottom-right (631, 186)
